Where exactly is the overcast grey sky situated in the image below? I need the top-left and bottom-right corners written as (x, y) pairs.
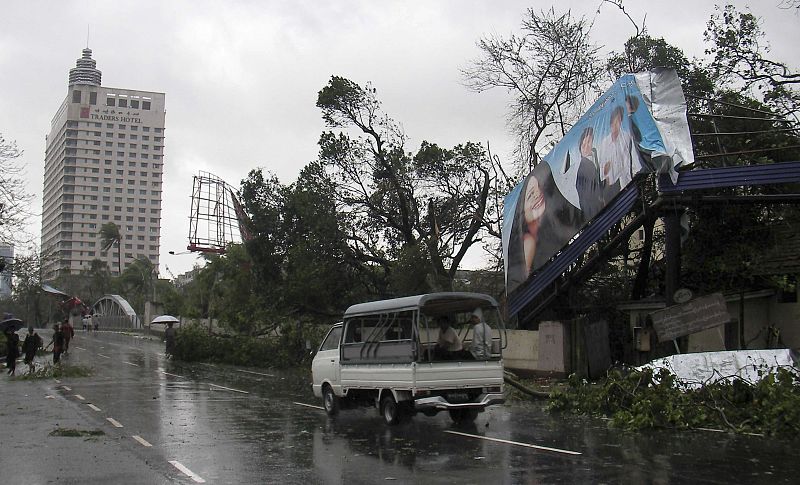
top-left (1, 0), bottom-right (797, 277)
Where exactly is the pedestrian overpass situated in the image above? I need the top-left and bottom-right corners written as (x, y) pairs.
top-left (91, 294), bottom-right (142, 330)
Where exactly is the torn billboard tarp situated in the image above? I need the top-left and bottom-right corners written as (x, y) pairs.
top-left (637, 349), bottom-right (799, 389)
top-left (502, 69), bottom-right (693, 294)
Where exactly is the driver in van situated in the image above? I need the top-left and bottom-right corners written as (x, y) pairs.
top-left (434, 315), bottom-right (463, 360)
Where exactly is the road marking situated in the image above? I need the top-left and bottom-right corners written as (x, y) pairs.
top-left (106, 417), bottom-right (124, 428)
top-left (74, 394), bottom-right (85, 400)
top-left (169, 460), bottom-right (206, 483)
top-left (161, 371), bottom-right (184, 378)
top-left (45, 395), bottom-right (55, 399)
top-left (293, 401), bottom-right (325, 411)
top-left (97, 353), bottom-right (111, 359)
top-left (54, 379), bottom-right (61, 384)
top-left (73, 346), bottom-right (86, 350)
top-left (123, 361), bottom-right (140, 367)
top-left (62, 386), bottom-right (72, 391)
top-left (209, 383), bottom-right (249, 394)
top-left (87, 404), bottom-right (102, 411)
top-left (132, 435), bottom-right (152, 447)
top-left (444, 430), bottom-right (582, 456)
top-left (236, 369), bottom-right (275, 377)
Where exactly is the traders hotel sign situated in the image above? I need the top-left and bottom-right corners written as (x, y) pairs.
top-left (80, 106), bottom-right (142, 124)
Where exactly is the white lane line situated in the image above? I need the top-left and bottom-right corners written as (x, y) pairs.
top-left (169, 460), bottom-right (206, 483)
top-left (97, 353), bottom-right (111, 359)
top-left (293, 401), bottom-right (325, 411)
top-left (236, 369), bottom-right (275, 377)
top-left (132, 435), bottom-right (153, 447)
top-left (87, 404), bottom-right (102, 412)
top-left (45, 395), bottom-right (55, 399)
top-left (54, 379), bottom-right (61, 384)
top-left (444, 430), bottom-right (582, 456)
top-left (123, 361), bottom-right (140, 367)
top-left (209, 383), bottom-right (249, 394)
top-left (73, 346), bottom-right (87, 351)
top-left (62, 386), bottom-right (72, 391)
top-left (106, 417), bottom-right (124, 428)
top-left (161, 371), bottom-right (184, 378)
top-left (73, 394), bottom-right (85, 400)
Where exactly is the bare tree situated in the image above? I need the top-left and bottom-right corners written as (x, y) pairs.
top-left (704, 5), bottom-right (800, 117)
top-left (462, 8), bottom-right (604, 171)
top-left (316, 76), bottom-right (493, 292)
top-left (0, 134), bottom-right (34, 245)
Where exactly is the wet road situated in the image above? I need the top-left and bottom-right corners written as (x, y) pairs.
top-left (33, 331), bottom-right (800, 484)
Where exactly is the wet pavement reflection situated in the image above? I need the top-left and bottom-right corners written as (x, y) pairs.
top-left (53, 332), bottom-right (800, 484)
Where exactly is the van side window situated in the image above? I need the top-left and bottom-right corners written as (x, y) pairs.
top-left (320, 327), bottom-right (342, 351)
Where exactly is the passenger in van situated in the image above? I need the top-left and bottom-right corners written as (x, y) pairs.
top-left (469, 308), bottom-right (492, 360)
top-left (434, 315), bottom-right (463, 360)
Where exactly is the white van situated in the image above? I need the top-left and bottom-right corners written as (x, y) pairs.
top-left (311, 292), bottom-right (506, 425)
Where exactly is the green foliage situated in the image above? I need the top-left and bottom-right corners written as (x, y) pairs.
top-left (548, 367), bottom-right (800, 438)
top-left (171, 322), bottom-right (327, 368)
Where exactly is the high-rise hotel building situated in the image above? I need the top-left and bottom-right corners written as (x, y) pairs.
top-left (41, 49), bottom-right (165, 278)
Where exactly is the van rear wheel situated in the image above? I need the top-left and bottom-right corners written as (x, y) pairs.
top-left (381, 395), bottom-right (401, 425)
top-left (323, 385), bottom-right (339, 416)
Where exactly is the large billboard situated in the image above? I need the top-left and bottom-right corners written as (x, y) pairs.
top-left (503, 69), bottom-right (693, 294)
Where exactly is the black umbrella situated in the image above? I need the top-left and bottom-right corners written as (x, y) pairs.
top-left (0, 318), bottom-right (24, 333)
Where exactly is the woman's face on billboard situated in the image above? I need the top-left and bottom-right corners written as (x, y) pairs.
top-left (523, 175), bottom-right (546, 224)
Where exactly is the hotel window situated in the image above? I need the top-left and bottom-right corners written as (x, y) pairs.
top-left (130, 126), bottom-right (138, 131)
top-left (142, 101), bottom-right (151, 110)
top-left (72, 90), bottom-right (81, 103)
top-left (118, 99), bottom-right (127, 108)
top-left (106, 97), bottom-right (115, 107)
top-left (142, 127), bottom-right (150, 132)
top-left (130, 100), bottom-right (139, 109)
top-left (89, 92), bottom-right (97, 105)
top-left (119, 125), bottom-right (126, 130)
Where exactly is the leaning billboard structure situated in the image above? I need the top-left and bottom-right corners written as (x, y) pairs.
top-left (502, 69), bottom-right (694, 295)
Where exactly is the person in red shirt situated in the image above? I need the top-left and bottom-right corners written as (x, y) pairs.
top-left (61, 318), bottom-right (75, 354)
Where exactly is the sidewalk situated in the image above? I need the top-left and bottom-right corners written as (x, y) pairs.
top-left (0, 363), bottom-right (172, 484)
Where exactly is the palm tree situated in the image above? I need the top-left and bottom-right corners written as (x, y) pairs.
top-left (99, 222), bottom-right (122, 275)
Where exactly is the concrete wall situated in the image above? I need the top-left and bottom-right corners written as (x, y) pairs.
top-left (502, 329), bottom-right (539, 374)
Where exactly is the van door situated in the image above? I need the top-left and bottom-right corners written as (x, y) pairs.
top-left (313, 325), bottom-right (342, 395)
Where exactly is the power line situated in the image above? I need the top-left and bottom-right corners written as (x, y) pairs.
top-left (692, 127), bottom-right (800, 137)
top-left (694, 145), bottom-right (800, 159)
top-left (685, 93), bottom-right (786, 117)
top-left (688, 113), bottom-right (794, 123)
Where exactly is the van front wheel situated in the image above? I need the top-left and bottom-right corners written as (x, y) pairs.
top-left (381, 395), bottom-right (401, 425)
top-left (323, 385), bottom-right (339, 416)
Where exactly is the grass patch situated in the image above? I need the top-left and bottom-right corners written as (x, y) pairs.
top-left (50, 428), bottom-right (105, 438)
top-left (14, 363), bottom-right (93, 380)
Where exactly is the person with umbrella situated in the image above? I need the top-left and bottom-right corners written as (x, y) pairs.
top-left (4, 328), bottom-right (20, 376)
top-left (1, 316), bottom-right (23, 376)
top-left (22, 327), bottom-right (43, 373)
top-left (152, 315), bottom-right (179, 358)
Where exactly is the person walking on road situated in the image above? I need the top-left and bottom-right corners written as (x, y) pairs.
top-left (164, 321), bottom-right (177, 358)
top-left (22, 327), bottom-right (43, 373)
top-left (61, 318), bottom-right (74, 354)
top-left (4, 329), bottom-right (20, 376)
top-left (48, 324), bottom-right (65, 364)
